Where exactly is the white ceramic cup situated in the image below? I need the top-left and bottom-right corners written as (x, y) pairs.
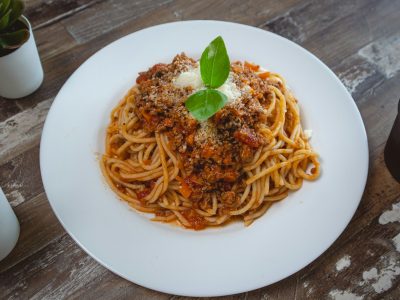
top-left (0, 187), bottom-right (20, 261)
top-left (0, 15), bottom-right (44, 99)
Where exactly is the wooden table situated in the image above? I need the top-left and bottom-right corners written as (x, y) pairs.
top-left (1, 0), bottom-right (400, 299)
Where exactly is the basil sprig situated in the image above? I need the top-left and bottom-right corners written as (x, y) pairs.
top-left (185, 89), bottom-right (228, 122)
top-left (184, 36), bottom-right (230, 121)
top-left (200, 36), bottom-right (230, 88)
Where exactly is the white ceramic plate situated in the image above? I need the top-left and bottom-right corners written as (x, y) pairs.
top-left (40, 21), bottom-right (368, 297)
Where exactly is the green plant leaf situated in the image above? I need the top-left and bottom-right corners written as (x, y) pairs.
top-left (0, 0), bottom-right (11, 16)
top-left (185, 89), bottom-right (228, 121)
top-left (200, 36), bottom-right (230, 89)
top-left (8, 0), bottom-right (24, 27)
top-left (0, 8), bottom-right (11, 31)
top-left (0, 28), bottom-right (29, 49)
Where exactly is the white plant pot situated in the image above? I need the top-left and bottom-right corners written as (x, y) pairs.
top-left (0, 187), bottom-right (20, 261)
top-left (0, 15), bottom-right (44, 99)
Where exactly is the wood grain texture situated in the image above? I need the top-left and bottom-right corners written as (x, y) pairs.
top-left (25, 0), bottom-right (101, 29)
top-left (62, 0), bottom-right (175, 44)
top-left (0, 99), bottom-right (51, 162)
top-left (0, 193), bottom-right (64, 274)
top-left (0, 145), bottom-right (42, 207)
top-left (1, 0), bottom-right (400, 299)
top-left (0, 99), bottom-right (21, 123)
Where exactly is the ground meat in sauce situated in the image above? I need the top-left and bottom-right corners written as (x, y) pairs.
top-left (133, 53), bottom-right (273, 211)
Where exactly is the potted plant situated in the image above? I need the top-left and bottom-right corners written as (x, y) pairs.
top-left (0, 0), bottom-right (43, 99)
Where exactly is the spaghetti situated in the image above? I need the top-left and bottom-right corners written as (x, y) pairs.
top-left (101, 54), bottom-right (320, 230)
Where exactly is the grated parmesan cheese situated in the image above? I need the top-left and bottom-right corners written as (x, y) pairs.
top-left (195, 120), bottom-right (216, 144)
top-left (304, 129), bottom-right (313, 140)
top-left (173, 65), bottom-right (203, 89)
top-left (217, 76), bottom-right (241, 102)
top-left (173, 66), bottom-right (242, 103)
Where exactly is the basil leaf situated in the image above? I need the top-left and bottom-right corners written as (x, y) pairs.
top-left (185, 89), bottom-right (228, 121)
top-left (200, 36), bottom-right (230, 89)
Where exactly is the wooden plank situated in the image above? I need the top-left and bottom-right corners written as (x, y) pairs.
top-left (358, 33), bottom-right (400, 79)
top-left (68, 269), bottom-right (299, 299)
top-left (302, 0), bottom-right (400, 69)
top-left (159, 0), bottom-right (304, 27)
top-left (251, 273), bottom-right (299, 300)
top-left (63, 0), bottom-right (175, 44)
top-left (0, 98), bottom-right (52, 163)
top-left (0, 145), bottom-right (42, 207)
top-left (263, 0), bottom-right (365, 43)
top-left (24, 0), bottom-right (100, 29)
top-left (260, 0), bottom-right (400, 128)
top-left (66, 271), bottom-right (170, 300)
top-left (34, 22), bottom-right (78, 61)
top-left (0, 193), bottom-right (65, 274)
top-left (330, 23), bottom-right (400, 101)
top-left (63, 0), bottom-right (304, 44)
top-left (333, 54), bottom-right (385, 102)
top-left (263, 0), bottom-right (400, 69)
top-left (0, 98), bottom-right (21, 122)
top-left (0, 234), bottom-right (107, 299)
